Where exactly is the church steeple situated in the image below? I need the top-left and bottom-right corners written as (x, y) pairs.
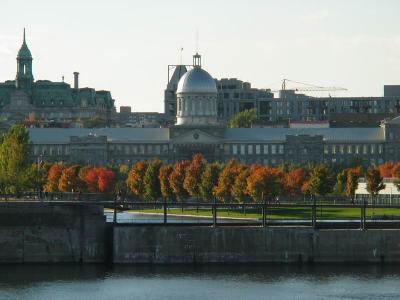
top-left (16, 28), bottom-right (34, 92)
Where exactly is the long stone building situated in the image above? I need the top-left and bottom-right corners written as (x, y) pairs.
top-left (29, 53), bottom-right (400, 167)
top-left (0, 30), bottom-right (116, 128)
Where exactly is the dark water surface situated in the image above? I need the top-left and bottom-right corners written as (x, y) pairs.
top-left (0, 264), bottom-right (399, 300)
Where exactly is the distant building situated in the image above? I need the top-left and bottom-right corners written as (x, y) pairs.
top-left (0, 30), bottom-right (116, 128)
top-left (28, 53), bottom-right (400, 167)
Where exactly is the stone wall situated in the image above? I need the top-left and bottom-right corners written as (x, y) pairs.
top-left (114, 226), bottom-right (400, 264)
top-left (0, 202), bottom-right (105, 263)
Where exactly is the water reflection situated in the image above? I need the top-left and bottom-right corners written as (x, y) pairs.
top-left (0, 264), bottom-right (399, 300)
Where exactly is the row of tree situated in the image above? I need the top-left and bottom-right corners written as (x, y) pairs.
top-left (0, 125), bottom-right (394, 201)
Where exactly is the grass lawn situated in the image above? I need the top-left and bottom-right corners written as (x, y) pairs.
top-left (127, 206), bottom-right (400, 220)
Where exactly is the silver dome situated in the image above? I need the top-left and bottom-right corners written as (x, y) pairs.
top-left (176, 67), bottom-right (217, 94)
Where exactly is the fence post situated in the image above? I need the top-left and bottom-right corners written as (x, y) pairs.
top-left (213, 198), bottom-right (217, 228)
top-left (163, 198), bottom-right (167, 224)
top-left (262, 195), bottom-right (266, 228)
top-left (312, 195), bottom-right (317, 229)
top-left (113, 195), bottom-right (117, 225)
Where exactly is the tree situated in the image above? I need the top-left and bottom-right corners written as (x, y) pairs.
top-left (246, 166), bottom-right (283, 202)
top-left (44, 163), bottom-right (65, 192)
top-left (78, 165), bottom-right (92, 192)
top-left (183, 154), bottom-right (206, 197)
top-left (307, 164), bottom-right (335, 197)
top-left (200, 162), bottom-right (223, 201)
top-left (378, 161), bottom-right (394, 178)
top-left (0, 124), bottom-right (34, 193)
top-left (231, 165), bottom-right (250, 202)
top-left (228, 108), bottom-right (257, 128)
top-left (214, 160), bottom-right (242, 202)
top-left (333, 169), bottom-right (347, 196)
top-left (284, 168), bottom-right (307, 196)
top-left (159, 164), bottom-right (175, 200)
top-left (126, 161), bottom-right (148, 198)
top-left (366, 166), bottom-right (385, 199)
top-left (98, 168), bottom-right (116, 193)
top-left (58, 165), bottom-right (84, 192)
top-left (169, 160), bottom-right (190, 201)
top-left (115, 164), bottom-right (129, 195)
top-left (143, 159), bottom-right (163, 200)
top-left (85, 167), bottom-right (100, 193)
top-left (345, 166), bottom-right (362, 203)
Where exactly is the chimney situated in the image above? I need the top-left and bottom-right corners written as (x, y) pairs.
top-left (73, 72), bottom-right (79, 90)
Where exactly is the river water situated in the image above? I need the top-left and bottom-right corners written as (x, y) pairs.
top-left (0, 264), bottom-right (399, 300)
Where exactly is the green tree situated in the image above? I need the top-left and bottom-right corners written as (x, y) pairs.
top-left (143, 159), bottom-right (163, 200)
top-left (0, 124), bottom-right (34, 193)
top-left (228, 108), bottom-right (257, 128)
top-left (366, 166), bottom-right (385, 200)
top-left (200, 162), bottom-right (223, 201)
top-left (308, 164), bottom-right (335, 197)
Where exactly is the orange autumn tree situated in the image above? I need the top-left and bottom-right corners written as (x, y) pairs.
top-left (44, 163), bottom-right (65, 192)
top-left (246, 166), bottom-right (284, 202)
top-left (126, 161), bottom-right (148, 198)
top-left (97, 168), bottom-right (116, 193)
top-left (58, 165), bottom-right (84, 192)
top-left (183, 154), bottom-right (206, 198)
top-left (284, 168), bottom-right (307, 196)
top-left (78, 165), bottom-right (92, 192)
top-left (378, 161), bottom-right (394, 178)
top-left (159, 164), bottom-right (175, 200)
top-left (231, 164), bottom-right (250, 203)
top-left (169, 160), bottom-right (190, 201)
top-left (85, 167), bottom-right (100, 193)
top-left (214, 160), bottom-right (243, 202)
top-left (345, 166), bottom-right (362, 203)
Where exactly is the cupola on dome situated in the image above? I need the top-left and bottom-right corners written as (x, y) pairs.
top-left (176, 53), bottom-right (217, 94)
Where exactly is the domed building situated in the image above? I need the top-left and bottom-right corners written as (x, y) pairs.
top-left (176, 53), bottom-right (218, 126)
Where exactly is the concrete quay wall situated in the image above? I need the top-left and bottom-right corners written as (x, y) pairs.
top-left (114, 226), bottom-right (400, 264)
top-left (0, 203), bottom-right (106, 263)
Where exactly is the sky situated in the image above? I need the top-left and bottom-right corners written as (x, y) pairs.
top-left (1, 0), bottom-right (400, 112)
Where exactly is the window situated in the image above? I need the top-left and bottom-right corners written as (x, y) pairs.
top-left (240, 144), bottom-right (246, 155)
top-left (147, 145), bottom-right (153, 154)
top-left (378, 145), bottom-right (383, 154)
top-left (155, 145), bottom-right (161, 155)
top-left (332, 145), bottom-right (336, 155)
top-left (132, 145), bottom-right (137, 154)
top-left (271, 145), bottom-right (276, 154)
top-left (278, 145), bottom-right (284, 154)
top-left (339, 145), bottom-right (344, 154)
top-left (347, 145), bottom-right (352, 154)
top-left (263, 145), bottom-right (269, 154)
top-left (363, 145), bottom-right (368, 154)
top-left (255, 145), bottom-right (261, 155)
top-left (323, 145), bottom-right (328, 154)
top-left (248, 145), bottom-right (253, 155)
top-left (371, 144), bottom-right (375, 154)
top-left (139, 145), bottom-right (145, 155)
top-left (263, 158), bottom-right (269, 165)
top-left (232, 144), bottom-right (238, 155)
top-left (355, 145), bottom-right (360, 154)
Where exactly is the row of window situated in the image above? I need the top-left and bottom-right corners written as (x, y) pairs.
top-left (323, 144), bottom-right (383, 155)
top-left (109, 144), bottom-right (169, 155)
top-left (225, 144), bottom-right (284, 156)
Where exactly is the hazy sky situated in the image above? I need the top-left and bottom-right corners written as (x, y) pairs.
top-left (1, 0), bottom-right (400, 112)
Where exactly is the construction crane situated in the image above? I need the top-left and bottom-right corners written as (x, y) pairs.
top-left (275, 78), bottom-right (347, 92)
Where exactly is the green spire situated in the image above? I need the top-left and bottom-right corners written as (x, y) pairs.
top-left (17, 28), bottom-right (32, 59)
